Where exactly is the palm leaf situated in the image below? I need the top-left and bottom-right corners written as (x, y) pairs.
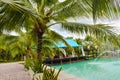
top-left (92, 0), bottom-right (120, 22)
top-left (61, 22), bottom-right (120, 48)
top-left (61, 22), bottom-right (114, 36)
top-left (46, 30), bottom-right (73, 50)
top-left (0, 0), bottom-right (39, 32)
top-left (52, 0), bottom-right (91, 20)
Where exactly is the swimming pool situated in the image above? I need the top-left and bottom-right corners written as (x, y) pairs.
top-left (53, 58), bottom-right (120, 80)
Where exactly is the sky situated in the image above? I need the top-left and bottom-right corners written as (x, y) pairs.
top-left (59, 0), bottom-right (66, 2)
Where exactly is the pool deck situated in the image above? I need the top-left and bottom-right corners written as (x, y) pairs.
top-left (0, 62), bottom-right (32, 80)
top-left (0, 62), bottom-right (83, 80)
top-left (59, 71), bottom-right (83, 80)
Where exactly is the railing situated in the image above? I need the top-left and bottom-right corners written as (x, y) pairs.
top-left (43, 55), bottom-right (93, 65)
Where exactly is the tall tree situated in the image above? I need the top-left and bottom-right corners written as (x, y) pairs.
top-left (0, 0), bottom-right (119, 59)
top-left (0, 30), bottom-right (70, 60)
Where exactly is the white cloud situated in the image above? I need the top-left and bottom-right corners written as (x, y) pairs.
top-left (59, 0), bottom-right (66, 2)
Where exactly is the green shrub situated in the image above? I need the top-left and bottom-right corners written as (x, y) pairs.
top-left (42, 67), bottom-right (62, 80)
top-left (31, 60), bottom-right (45, 73)
top-left (35, 66), bottom-right (62, 80)
top-left (24, 59), bottom-right (33, 70)
top-left (24, 59), bottom-right (45, 73)
top-left (25, 59), bottom-right (62, 80)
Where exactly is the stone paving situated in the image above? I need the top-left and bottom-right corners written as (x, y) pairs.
top-left (0, 62), bottom-right (32, 80)
top-left (0, 62), bottom-right (83, 80)
top-left (59, 71), bottom-right (83, 80)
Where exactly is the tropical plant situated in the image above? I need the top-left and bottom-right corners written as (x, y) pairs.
top-left (30, 59), bottom-right (45, 74)
top-left (0, 34), bottom-right (21, 61)
top-left (42, 67), bottom-right (62, 80)
top-left (34, 66), bottom-right (62, 80)
top-left (75, 35), bottom-right (120, 57)
top-left (0, 29), bottom-right (68, 61)
top-left (0, 31), bottom-right (36, 60)
top-left (24, 58), bottom-right (33, 70)
top-left (24, 58), bottom-right (62, 80)
top-left (0, 0), bottom-right (120, 60)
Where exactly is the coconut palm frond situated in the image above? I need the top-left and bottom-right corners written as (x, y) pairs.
top-left (61, 22), bottom-right (114, 37)
top-left (46, 30), bottom-right (64, 41)
top-left (47, 30), bottom-right (73, 51)
top-left (42, 38), bottom-right (58, 48)
top-left (92, 0), bottom-right (120, 22)
top-left (42, 45), bottom-right (54, 57)
top-left (34, 0), bottom-right (58, 7)
top-left (51, 0), bottom-right (73, 11)
top-left (61, 22), bottom-right (120, 48)
top-left (0, 0), bottom-right (39, 32)
top-left (1, 0), bottom-right (38, 17)
top-left (0, 34), bottom-right (18, 46)
top-left (9, 43), bottom-right (25, 58)
top-left (52, 0), bottom-right (91, 20)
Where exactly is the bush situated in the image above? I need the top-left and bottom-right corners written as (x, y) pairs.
top-left (31, 60), bottom-right (45, 73)
top-left (35, 66), bottom-right (62, 80)
top-left (24, 59), bottom-right (33, 70)
top-left (42, 67), bottom-right (62, 80)
top-left (25, 59), bottom-right (62, 80)
top-left (25, 59), bottom-right (45, 73)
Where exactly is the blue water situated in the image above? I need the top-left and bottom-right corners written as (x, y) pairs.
top-left (53, 58), bottom-right (120, 80)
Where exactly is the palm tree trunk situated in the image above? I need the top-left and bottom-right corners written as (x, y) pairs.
top-left (26, 46), bottom-right (30, 59)
top-left (34, 21), bottom-right (45, 60)
top-left (36, 30), bottom-right (44, 60)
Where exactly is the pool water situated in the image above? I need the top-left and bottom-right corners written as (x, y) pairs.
top-left (53, 58), bottom-right (120, 80)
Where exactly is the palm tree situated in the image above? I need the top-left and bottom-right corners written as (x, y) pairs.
top-left (0, 34), bottom-right (24, 60)
top-left (0, 0), bottom-right (119, 59)
top-left (0, 29), bottom-right (68, 60)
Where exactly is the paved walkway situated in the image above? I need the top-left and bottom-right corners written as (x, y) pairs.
top-left (59, 71), bottom-right (83, 80)
top-left (0, 62), bottom-right (32, 80)
top-left (0, 62), bottom-right (83, 80)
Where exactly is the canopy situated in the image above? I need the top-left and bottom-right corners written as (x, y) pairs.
top-left (31, 39), bottom-right (79, 49)
top-left (57, 39), bottom-right (79, 48)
